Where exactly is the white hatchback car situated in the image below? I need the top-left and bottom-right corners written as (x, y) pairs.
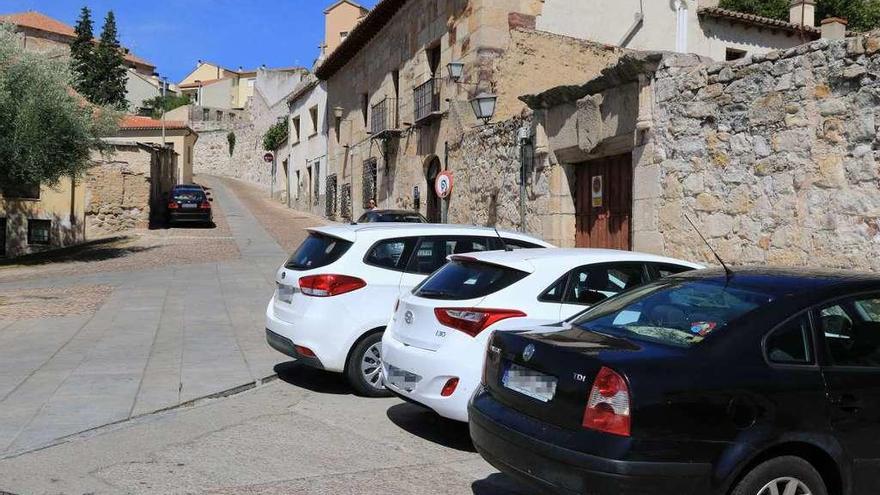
top-left (265, 224), bottom-right (552, 396)
top-left (381, 249), bottom-right (704, 421)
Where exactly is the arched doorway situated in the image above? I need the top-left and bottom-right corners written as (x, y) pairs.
top-left (425, 157), bottom-right (441, 223)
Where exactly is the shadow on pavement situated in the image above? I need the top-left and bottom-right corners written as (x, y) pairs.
top-left (274, 361), bottom-right (353, 395)
top-left (385, 402), bottom-right (476, 453)
top-left (0, 236), bottom-right (155, 267)
top-left (471, 473), bottom-right (531, 495)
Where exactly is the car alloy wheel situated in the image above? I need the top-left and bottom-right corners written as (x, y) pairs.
top-left (757, 477), bottom-right (812, 495)
top-left (360, 341), bottom-right (383, 390)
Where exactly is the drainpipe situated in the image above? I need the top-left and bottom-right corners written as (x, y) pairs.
top-left (441, 141), bottom-right (449, 224)
top-left (674, 0), bottom-right (688, 53)
top-left (619, 0), bottom-right (645, 47)
top-left (518, 127), bottom-right (531, 233)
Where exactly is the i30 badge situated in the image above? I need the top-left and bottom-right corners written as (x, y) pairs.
top-left (523, 344), bottom-right (535, 362)
top-left (404, 311), bottom-right (414, 325)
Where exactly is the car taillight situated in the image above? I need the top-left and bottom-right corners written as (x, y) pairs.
top-left (299, 274), bottom-right (366, 297)
top-left (481, 331), bottom-right (498, 386)
top-left (168, 202), bottom-right (179, 209)
top-left (200, 201), bottom-right (211, 209)
top-left (582, 366), bottom-right (631, 437)
top-left (434, 308), bottom-right (526, 338)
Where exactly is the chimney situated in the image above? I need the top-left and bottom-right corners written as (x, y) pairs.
top-left (790, 0), bottom-right (816, 28)
top-left (821, 17), bottom-right (848, 40)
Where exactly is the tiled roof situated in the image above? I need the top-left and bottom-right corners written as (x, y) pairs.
top-left (698, 7), bottom-right (821, 36)
top-left (119, 115), bottom-right (189, 131)
top-left (0, 11), bottom-right (156, 69)
top-left (315, 0), bottom-right (407, 80)
top-left (178, 78), bottom-right (224, 89)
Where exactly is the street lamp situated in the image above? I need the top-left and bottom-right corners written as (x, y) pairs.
top-left (470, 93), bottom-right (497, 125)
top-left (446, 61), bottom-right (464, 82)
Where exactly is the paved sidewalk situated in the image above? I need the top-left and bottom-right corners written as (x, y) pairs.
top-left (0, 176), bottom-right (310, 456)
top-left (0, 367), bottom-right (528, 495)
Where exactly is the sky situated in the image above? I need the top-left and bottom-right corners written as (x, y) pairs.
top-left (4, 0), bottom-right (379, 82)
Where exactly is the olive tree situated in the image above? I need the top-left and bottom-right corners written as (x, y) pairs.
top-left (0, 24), bottom-right (118, 188)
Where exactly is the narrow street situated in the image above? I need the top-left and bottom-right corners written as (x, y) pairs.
top-left (0, 176), bottom-right (523, 495)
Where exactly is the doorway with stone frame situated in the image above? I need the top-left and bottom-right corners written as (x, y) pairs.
top-left (575, 152), bottom-right (633, 250)
top-left (425, 157), bottom-right (441, 223)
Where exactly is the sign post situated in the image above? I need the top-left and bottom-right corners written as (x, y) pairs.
top-left (264, 152), bottom-right (275, 199)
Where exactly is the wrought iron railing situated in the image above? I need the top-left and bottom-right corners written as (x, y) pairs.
top-left (362, 159), bottom-right (378, 208)
top-left (340, 183), bottom-right (352, 221)
top-left (325, 174), bottom-right (337, 219)
top-left (370, 98), bottom-right (399, 135)
top-left (413, 78), bottom-right (441, 123)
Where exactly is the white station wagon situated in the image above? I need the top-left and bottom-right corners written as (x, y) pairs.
top-left (265, 224), bottom-right (553, 396)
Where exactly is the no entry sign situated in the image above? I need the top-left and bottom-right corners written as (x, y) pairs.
top-left (263, 152), bottom-right (274, 163)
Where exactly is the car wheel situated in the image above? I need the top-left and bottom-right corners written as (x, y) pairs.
top-left (346, 331), bottom-right (391, 398)
top-left (731, 456), bottom-right (827, 495)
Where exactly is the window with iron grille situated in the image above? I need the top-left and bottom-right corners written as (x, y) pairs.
top-left (27, 219), bottom-right (51, 245)
top-left (326, 174), bottom-right (337, 218)
top-left (341, 183), bottom-right (352, 221)
top-left (363, 159), bottom-right (378, 208)
top-left (413, 79), bottom-right (440, 122)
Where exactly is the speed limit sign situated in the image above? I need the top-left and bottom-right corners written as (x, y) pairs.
top-left (435, 171), bottom-right (454, 199)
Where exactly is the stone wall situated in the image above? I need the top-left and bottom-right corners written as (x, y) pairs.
top-left (85, 145), bottom-right (174, 236)
top-left (648, 35), bottom-right (880, 270)
top-left (191, 120), bottom-right (271, 188)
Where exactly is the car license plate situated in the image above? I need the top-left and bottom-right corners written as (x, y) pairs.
top-left (182, 203), bottom-right (198, 209)
top-left (384, 364), bottom-right (421, 392)
top-left (502, 362), bottom-right (557, 403)
top-left (277, 283), bottom-right (296, 304)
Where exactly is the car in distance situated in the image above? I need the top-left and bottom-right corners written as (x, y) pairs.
top-left (167, 184), bottom-right (213, 226)
top-left (357, 209), bottom-right (428, 223)
top-left (470, 267), bottom-right (880, 495)
top-left (265, 224), bottom-right (552, 396)
top-left (382, 249), bottom-right (703, 421)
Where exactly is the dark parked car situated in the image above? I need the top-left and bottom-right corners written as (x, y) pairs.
top-left (356, 209), bottom-right (427, 223)
top-left (470, 268), bottom-right (880, 495)
top-left (167, 185), bottom-right (213, 226)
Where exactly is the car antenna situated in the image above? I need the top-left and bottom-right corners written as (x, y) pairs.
top-left (685, 214), bottom-right (733, 280)
top-left (494, 226), bottom-right (513, 252)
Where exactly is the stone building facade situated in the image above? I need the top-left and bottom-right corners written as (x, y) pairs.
top-left (522, 27), bottom-right (880, 270)
top-left (316, 0), bottom-right (629, 224)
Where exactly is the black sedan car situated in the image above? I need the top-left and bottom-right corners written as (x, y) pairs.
top-left (356, 209), bottom-right (427, 223)
top-left (167, 185), bottom-right (213, 226)
top-left (470, 268), bottom-right (880, 495)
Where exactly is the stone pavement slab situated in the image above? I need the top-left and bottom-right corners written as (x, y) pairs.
top-left (0, 176), bottom-right (303, 456)
top-left (0, 370), bottom-right (529, 495)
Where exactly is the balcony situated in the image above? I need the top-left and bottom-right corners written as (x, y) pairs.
top-left (413, 78), bottom-right (441, 125)
top-left (370, 98), bottom-right (400, 138)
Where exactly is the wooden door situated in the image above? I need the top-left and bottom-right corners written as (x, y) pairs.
top-left (575, 153), bottom-right (633, 250)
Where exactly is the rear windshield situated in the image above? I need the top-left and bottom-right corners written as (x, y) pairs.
top-left (414, 261), bottom-right (529, 301)
top-left (360, 212), bottom-right (426, 223)
top-left (173, 190), bottom-right (206, 202)
top-left (570, 280), bottom-right (775, 347)
top-left (285, 233), bottom-right (353, 271)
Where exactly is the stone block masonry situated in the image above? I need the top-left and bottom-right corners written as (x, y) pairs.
top-left (648, 34), bottom-right (880, 270)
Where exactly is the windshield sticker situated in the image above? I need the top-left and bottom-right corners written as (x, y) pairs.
top-left (690, 321), bottom-right (717, 337)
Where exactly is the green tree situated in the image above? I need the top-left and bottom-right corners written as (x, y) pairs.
top-left (718, 0), bottom-right (789, 20)
top-left (140, 93), bottom-right (191, 119)
top-left (262, 119), bottom-right (289, 151)
top-left (91, 11), bottom-right (128, 109)
top-left (0, 24), bottom-right (118, 188)
top-left (70, 6), bottom-right (95, 98)
top-left (719, 0), bottom-right (880, 32)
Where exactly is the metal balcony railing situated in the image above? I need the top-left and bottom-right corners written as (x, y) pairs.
top-left (370, 98), bottom-right (399, 136)
top-left (413, 78), bottom-right (441, 124)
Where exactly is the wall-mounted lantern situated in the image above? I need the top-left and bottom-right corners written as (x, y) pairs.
top-left (446, 61), bottom-right (465, 82)
top-left (470, 93), bottom-right (497, 125)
